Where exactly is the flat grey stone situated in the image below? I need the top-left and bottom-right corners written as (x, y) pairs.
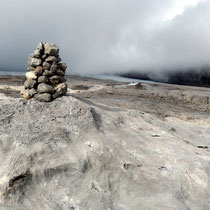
top-left (37, 83), bottom-right (55, 94)
top-left (34, 93), bottom-right (51, 102)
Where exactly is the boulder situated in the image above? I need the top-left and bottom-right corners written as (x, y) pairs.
top-left (38, 76), bottom-right (49, 84)
top-left (44, 43), bottom-right (59, 56)
top-left (34, 93), bottom-right (52, 102)
top-left (37, 83), bottom-right (55, 94)
top-left (29, 58), bottom-right (42, 67)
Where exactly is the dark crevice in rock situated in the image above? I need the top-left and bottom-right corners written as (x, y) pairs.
top-left (90, 107), bottom-right (102, 132)
top-left (159, 166), bottom-right (167, 170)
top-left (44, 163), bottom-right (75, 180)
top-left (197, 146), bottom-right (209, 149)
top-left (91, 182), bottom-right (100, 192)
top-left (123, 163), bottom-right (131, 170)
top-left (9, 174), bottom-right (28, 188)
top-left (6, 170), bottom-right (33, 202)
top-left (124, 163), bottom-right (143, 170)
top-left (81, 159), bottom-right (91, 174)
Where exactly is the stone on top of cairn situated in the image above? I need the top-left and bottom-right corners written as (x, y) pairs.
top-left (21, 42), bottom-right (68, 102)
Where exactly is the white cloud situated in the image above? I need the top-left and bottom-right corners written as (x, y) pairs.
top-left (163, 0), bottom-right (203, 20)
top-left (0, 0), bottom-right (209, 74)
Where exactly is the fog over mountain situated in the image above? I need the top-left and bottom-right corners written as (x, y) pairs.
top-left (0, 0), bottom-right (210, 75)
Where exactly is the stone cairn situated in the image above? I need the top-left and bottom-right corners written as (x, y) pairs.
top-left (21, 42), bottom-right (68, 102)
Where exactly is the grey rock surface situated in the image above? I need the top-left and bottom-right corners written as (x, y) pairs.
top-left (0, 92), bottom-right (210, 210)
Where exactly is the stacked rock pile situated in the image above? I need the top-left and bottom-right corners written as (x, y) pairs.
top-left (21, 42), bottom-right (68, 102)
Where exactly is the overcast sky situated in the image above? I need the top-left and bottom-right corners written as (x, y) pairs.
top-left (0, 0), bottom-right (210, 74)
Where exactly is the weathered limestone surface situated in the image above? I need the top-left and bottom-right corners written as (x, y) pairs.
top-left (0, 94), bottom-right (210, 210)
top-left (21, 42), bottom-right (68, 102)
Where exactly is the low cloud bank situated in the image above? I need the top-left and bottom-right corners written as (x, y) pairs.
top-left (0, 0), bottom-right (210, 75)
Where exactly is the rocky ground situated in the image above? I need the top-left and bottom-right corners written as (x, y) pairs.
top-left (0, 75), bottom-right (210, 210)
